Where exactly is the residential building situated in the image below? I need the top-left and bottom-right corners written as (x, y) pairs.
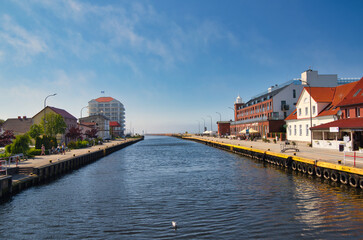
top-left (285, 82), bottom-right (357, 147)
top-left (88, 97), bottom-right (125, 137)
top-left (33, 106), bottom-right (77, 143)
top-left (79, 115), bottom-right (110, 140)
top-left (2, 116), bottom-right (33, 135)
top-left (230, 69), bottom-right (355, 137)
top-left (310, 77), bottom-right (363, 151)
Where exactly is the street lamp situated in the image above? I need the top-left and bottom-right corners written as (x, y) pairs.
top-left (228, 107), bottom-right (235, 120)
top-left (228, 107), bottom-right (236, 135)
top-left (207, 115), bottom-right (213, 132)
top-left (216, 112), bottom-right (222, 121)
top-left (201, 118), bottom-right (206, 132)
top-left (299, 80), bottom-right (313, 147)
top-left (80, 106), bottom-right (88, 120)
top-left (196, 120), bottom-right (201, 135)
top-left (43, 93), bottom-right (57, 135)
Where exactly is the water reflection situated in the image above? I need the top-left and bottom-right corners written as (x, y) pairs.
top-left (0, 136), bottom-right (362, 239)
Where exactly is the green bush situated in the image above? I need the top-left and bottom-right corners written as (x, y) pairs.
top-left (35, 136), bottom-right (57, 149)
top-left (27, 148), bottom-right (49, 156)
top-left (67, 141), bottom-right (77, 149)
top-left (76, 140), bottom-right (89, 149)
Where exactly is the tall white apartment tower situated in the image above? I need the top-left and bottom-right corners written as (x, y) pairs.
top-left (88, 97), bottom-right (125, 136)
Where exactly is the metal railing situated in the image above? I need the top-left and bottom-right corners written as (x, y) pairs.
top-left (343, 151), bottom-right (363, 167)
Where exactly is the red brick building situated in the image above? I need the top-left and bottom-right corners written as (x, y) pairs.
top-left (217, 121), bottom-right (231, 136)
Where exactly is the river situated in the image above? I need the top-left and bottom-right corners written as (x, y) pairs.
top-left (0, 136), bottom-right (362, 239)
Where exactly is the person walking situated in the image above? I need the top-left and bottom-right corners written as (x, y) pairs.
top-left (41, 144), bottom-right (45, 155)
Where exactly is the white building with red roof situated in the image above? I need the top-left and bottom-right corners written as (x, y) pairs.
top-left (310, 77), bottom-right (363, 151)
top-left (286, 81), bottom-right (358, 148)
top-left (88, 96), bottom-right (125, 137)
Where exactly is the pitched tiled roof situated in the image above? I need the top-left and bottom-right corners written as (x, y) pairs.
top-left (306, 87), bottom-right (336, 103)
top-left (310, 118), bottom-right (363, 130)
top-left (95, 97), bottom-right (114, 102)
top-left (337, 77), bottom-right (363, 107)
top-left (110, 121), bottom-right (120, 127)
top-left (285, 109), bottom-right (297, 121)
top-left (48, 107), bottom-right (77, 120)
top-left (2, 118), bottom-right (33, 134)
top-left (317, 81), bottom-right (358, 117)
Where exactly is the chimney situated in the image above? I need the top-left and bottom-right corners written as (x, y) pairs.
top-left (23, 116), bottom-right (27, 120)
top-left (18, 116), bottom-right (22, 120)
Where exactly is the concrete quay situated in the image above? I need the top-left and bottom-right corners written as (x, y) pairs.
top-left (196, 135), bottom-right (363, 168)
top-left (0, 137), bottom-right (143, 200)
top-left (183, 135), bottom-right (363, 189)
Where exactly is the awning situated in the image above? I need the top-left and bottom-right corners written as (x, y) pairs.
top-left (310, 118), bottom-right (363, 130)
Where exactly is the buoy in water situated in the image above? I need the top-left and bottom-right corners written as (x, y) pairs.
top-left (171, 221), bottom-right (177, 229)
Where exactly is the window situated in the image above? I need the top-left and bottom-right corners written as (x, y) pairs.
top-left (294, 125), bottom-right (297, 136)
top-left (293, 89), bottom-right (296, 98)
top-left (305, 107), bottom-right (308, 116)
top-left (298, 108), bottom-right (301, 116)
top-left (299, 125), bottom-right (302, 136)
top-left (356, 107), bottom-right (360, 117)
top-left (346, 109), bottom-right (350, 118)
top-left (312, 106), bottom-right (316, 115)
top-left (306, 124), bottom-right (309, 136)
top-left (289, 125), bottom-right (292, 136)
top-left (353, 89), bottom-right (361, 97)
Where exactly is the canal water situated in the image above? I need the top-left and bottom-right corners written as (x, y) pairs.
top-left (0, 136), bottom-right (362, 239)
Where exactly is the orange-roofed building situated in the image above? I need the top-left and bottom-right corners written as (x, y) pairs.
top-left (310, 77), bottom-right (363, 151)
top-left (88, 96), bottom-right (125, 137)
top-left (286, 81), bottom-right (358, 148)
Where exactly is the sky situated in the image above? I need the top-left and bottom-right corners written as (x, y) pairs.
top-left (0, 0), bottom-right (363, 134)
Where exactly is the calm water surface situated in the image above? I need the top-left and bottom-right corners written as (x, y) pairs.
top-left (0, 136), bottom-right (362, 239)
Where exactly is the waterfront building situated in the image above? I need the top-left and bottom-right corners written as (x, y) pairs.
top-left (88, 97), bottom-right (125, 137)
top-left (33, 106), bottom-right (78, 143)
top-left (2, 116), bottom-right (33, 136)
top-left (79, 115), bottom-right (110, 140)
top-left (285, 81), bottom-right (357, 147)
top-left (217, 121), bottom-right (231, 136)
top-left (310, 77), bottom-right (363, 151)
top-left (230, 69), bottom-right (358, 138)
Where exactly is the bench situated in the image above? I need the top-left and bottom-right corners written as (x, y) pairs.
top-left (280, 142), bottom-right (299, 153)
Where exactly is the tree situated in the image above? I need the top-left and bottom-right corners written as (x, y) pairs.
top-left (0, 119), bottom-right (4, 128)
top-left (0, 130), bottom-right (15, 147)
top-left (28, 124), bottom-right (44, 139)
top-left (41, 112), bottom-right (67, 137)
top-left (85, 128), bottom-right (98, 139)
top-left (65, 127), bottom-right (83, 141)
top-left (6, 134), bottom-right (31, 154)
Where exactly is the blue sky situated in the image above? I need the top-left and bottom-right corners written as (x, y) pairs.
top-left (0, 0), bottom-right (362, 133)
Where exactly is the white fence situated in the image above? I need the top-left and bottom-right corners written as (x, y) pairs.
top-left (344, 151), bottom-right (363, 167)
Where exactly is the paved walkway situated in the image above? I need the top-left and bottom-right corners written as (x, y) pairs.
top-left (193, 135), bottom-right (363, 169)
top-left (7, 139), bottom-right (135, 169)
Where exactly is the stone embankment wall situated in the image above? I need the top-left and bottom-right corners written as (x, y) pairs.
top-left (184, 137), bottom-right (363, 190)
top-left (0, 137), bottom-right (143, 200)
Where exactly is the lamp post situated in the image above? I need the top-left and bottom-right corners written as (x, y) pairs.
top-left (207, 115), bottom-right (213, 132)
top-left (228, 107), bottom-right (235, 120)
top-left (300, 80), bottom-right (313, 147)
top-left (196, 120), bottom-right (201, 135)
top-left (216, 112), bottom-right (222, 121)
top-left (201, 118), bottom-right (206, 132)
top-left (43, 93), bottom-right (57, 135)
top-left (80, 106), bottom-right (88, 120)
top-left (228, 107), bottom-right (236, 135)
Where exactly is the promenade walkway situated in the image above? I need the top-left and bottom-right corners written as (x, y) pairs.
top-left (7, 139), bottom-right (134, 169)
top-left (193, 135), bottom-right (363, 169)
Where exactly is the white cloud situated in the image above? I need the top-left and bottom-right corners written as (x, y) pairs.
top-left (0, 14), bottom-right (47, 63)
